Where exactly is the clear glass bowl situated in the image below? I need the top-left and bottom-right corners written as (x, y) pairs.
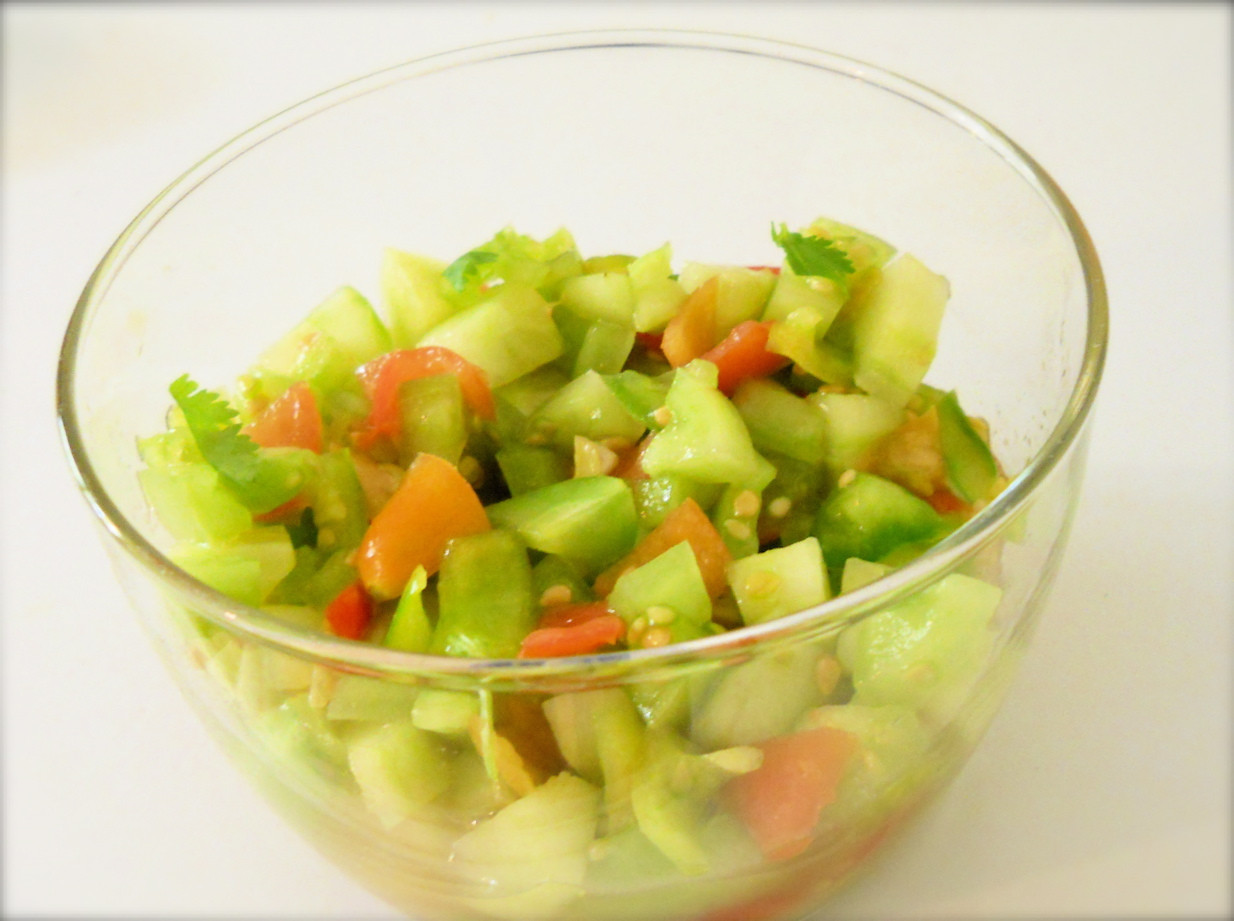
top-left (58, 30), bottom-right (1106, 921)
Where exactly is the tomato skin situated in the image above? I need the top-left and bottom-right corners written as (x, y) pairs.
top-left (325, 581), bottom-right (374, 640)
top-left (355, 347), bottom-right (495, 451)
top-left (518, 606), bottom-right (626, 658)
top-left (700, 320), bottom-right (791, 396)
top-left (242, 381), bottom-right (323, 453)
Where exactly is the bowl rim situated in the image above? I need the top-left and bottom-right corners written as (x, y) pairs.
top-left (56, 27), bottom-right (1108, 685)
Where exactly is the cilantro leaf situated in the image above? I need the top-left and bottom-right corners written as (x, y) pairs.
top-left (443, 249), bottom-right (498, 292)
top-left (770, 223), bottom-right (855, 287)
top-left (169, 375), bottom-right (304, 514)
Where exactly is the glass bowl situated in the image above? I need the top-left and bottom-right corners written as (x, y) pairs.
top-left (57, 29), bottom-right (1106, 921)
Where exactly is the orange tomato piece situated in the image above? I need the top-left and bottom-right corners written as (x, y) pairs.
top-left (242, 381), bottom-right (323, 453)
top-left (660, 276), bottom-right (719, 368)
top-left (354, 452), bottom-right (491, 599)
top-left (593, 497), bottom-right (732, 599)
top-left (725, 726), bottom-right (858, 861)
top-left (700, 320), bottom-right (791, 396)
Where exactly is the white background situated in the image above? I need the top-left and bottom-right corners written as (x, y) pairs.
top-left (3, 3), bottom-right (1231, 918)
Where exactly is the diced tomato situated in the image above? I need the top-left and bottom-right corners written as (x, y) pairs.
top-left (242, 381), bottom-right (323, 453)
top-left (354, 452), bottom-right (491, 599)
top-left (535, 601), bottom-right (613, 629)
top-left (927, 487), bottom-right (970, 515)
top-left (744, 265), bottom-right (782, 275)
top-left (612, 433), bottom-right (654, 480)
top-left (661, 276), bottom-right (719, 367)
top-left (725, 726), bottom-right (858, 861)
top-left (593, 498), bottom-right (732, 599)
top-left (355, 347), bottom-right (495, 451)
top-left (325, 581), bottom-right (374, 640)
top-left (635, 331), bottom-right (664, 354)
top-left (700, 320), bottom-right (791, 396)
top-left (518, 610), bottom-right (627, 658)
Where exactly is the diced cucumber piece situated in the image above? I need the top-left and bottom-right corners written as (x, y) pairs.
top-left (766, 303), bottom-right (854, 386)
top-left (396, 373), bottom-right (468, 466)
top-left (761, 268), bottom-right (845, 326)
top-left (559, 272), bottom-right (636, 326)
top-left (411, 688), bottom-right (481, 737)
top-left (840, 557), bottom-right (891, 593)
top-left (137, 427), bottom-right (202, 468)
top-left (573, 321), bottom-right (636, 377)
top-left (486, 476), bottom-right (637, 576)
top-left (936, 390), bottom-right (998, 503)
top-left (804, 217), bottom-right (897, 277)
top-left (451, 773), bottom-right (601, 897)
top-left (325, 674), bottom-right (420, 722)
top-left (601, 370), bottom-right (671, 429)
top-left (837, 573), bottom-right (1002, 720)
top-left (172, 527), bottom-right (296, 607)
top-left (304, 448), bottom-right (368, 553)
top-left (296, 545), bottom-right (360, 609)
top-left (691, 644), bottom-right (824, 750)
top-left (531, 554), bottom-right (594, 608)
top-left (257, 694), bottom-right (350, 788)
top-left (848, 254), bottom-right (950, 408)
top-left (542, 688), bottom-right (646, 832)
top-left (526, 370), bottom-right (647, 451)
top-left (254, 286), bottom-right (391, 392)
top-left (639, 361), bottom-right (776, 490)
top-left (430, 530), bottom-right (535, 659)
top-left (608, 541), bottom-right (712, 645)
top-left (678, 264), bottom-right (777, 335)
top-left (627, 243), bottom-right (688, 333)
top-left (732, 378), bottom-right (829, 466)
top-left (631, 476), bottom-right (722, 533)
top-left (628, 671), bottom-right (714, 733)
top-left (709, 484), bottom-right (761, 559)
top-left (494, 365), bottom-right (572, 419)
top-left (380, 248), bottom-right (454, 348)
top-left (383, 565), bottom-right (432, 653)
top-left (757, 452), bottom-right (829, 547)
top-left (811, 391), bottom-right (906, 475)
top-left (138, 462), bottom-right (253, 543)
top-left (417, 283), bottom-right (563, 388)
top-left (235, 641), bottom-right (311, 715)
top-left (495, 444), bottom-right (571, 497)
top-left (814, 472), bottom-right (946, 575)
top-left (348, 720), bottom-right (453, 828)
top-left (727, 537), bottom-right (830, 626)
top-left (582, 253), bottom-right (635, 273)
top-left (628, 731), bottom-right (721, 876)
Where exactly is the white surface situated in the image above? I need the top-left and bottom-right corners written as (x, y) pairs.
top-left (3, 3), bottom-right (1231, 918)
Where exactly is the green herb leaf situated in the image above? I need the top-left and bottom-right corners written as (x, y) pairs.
top-left (770, 223), bottom-right (855, 287)
top-left (169, 375), bottom-right (305, 514)
top-left (442, 249), bottom-right (498, 292)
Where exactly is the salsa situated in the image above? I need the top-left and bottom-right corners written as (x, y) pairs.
top-left (138, 218), bottom-right (1008, 920)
